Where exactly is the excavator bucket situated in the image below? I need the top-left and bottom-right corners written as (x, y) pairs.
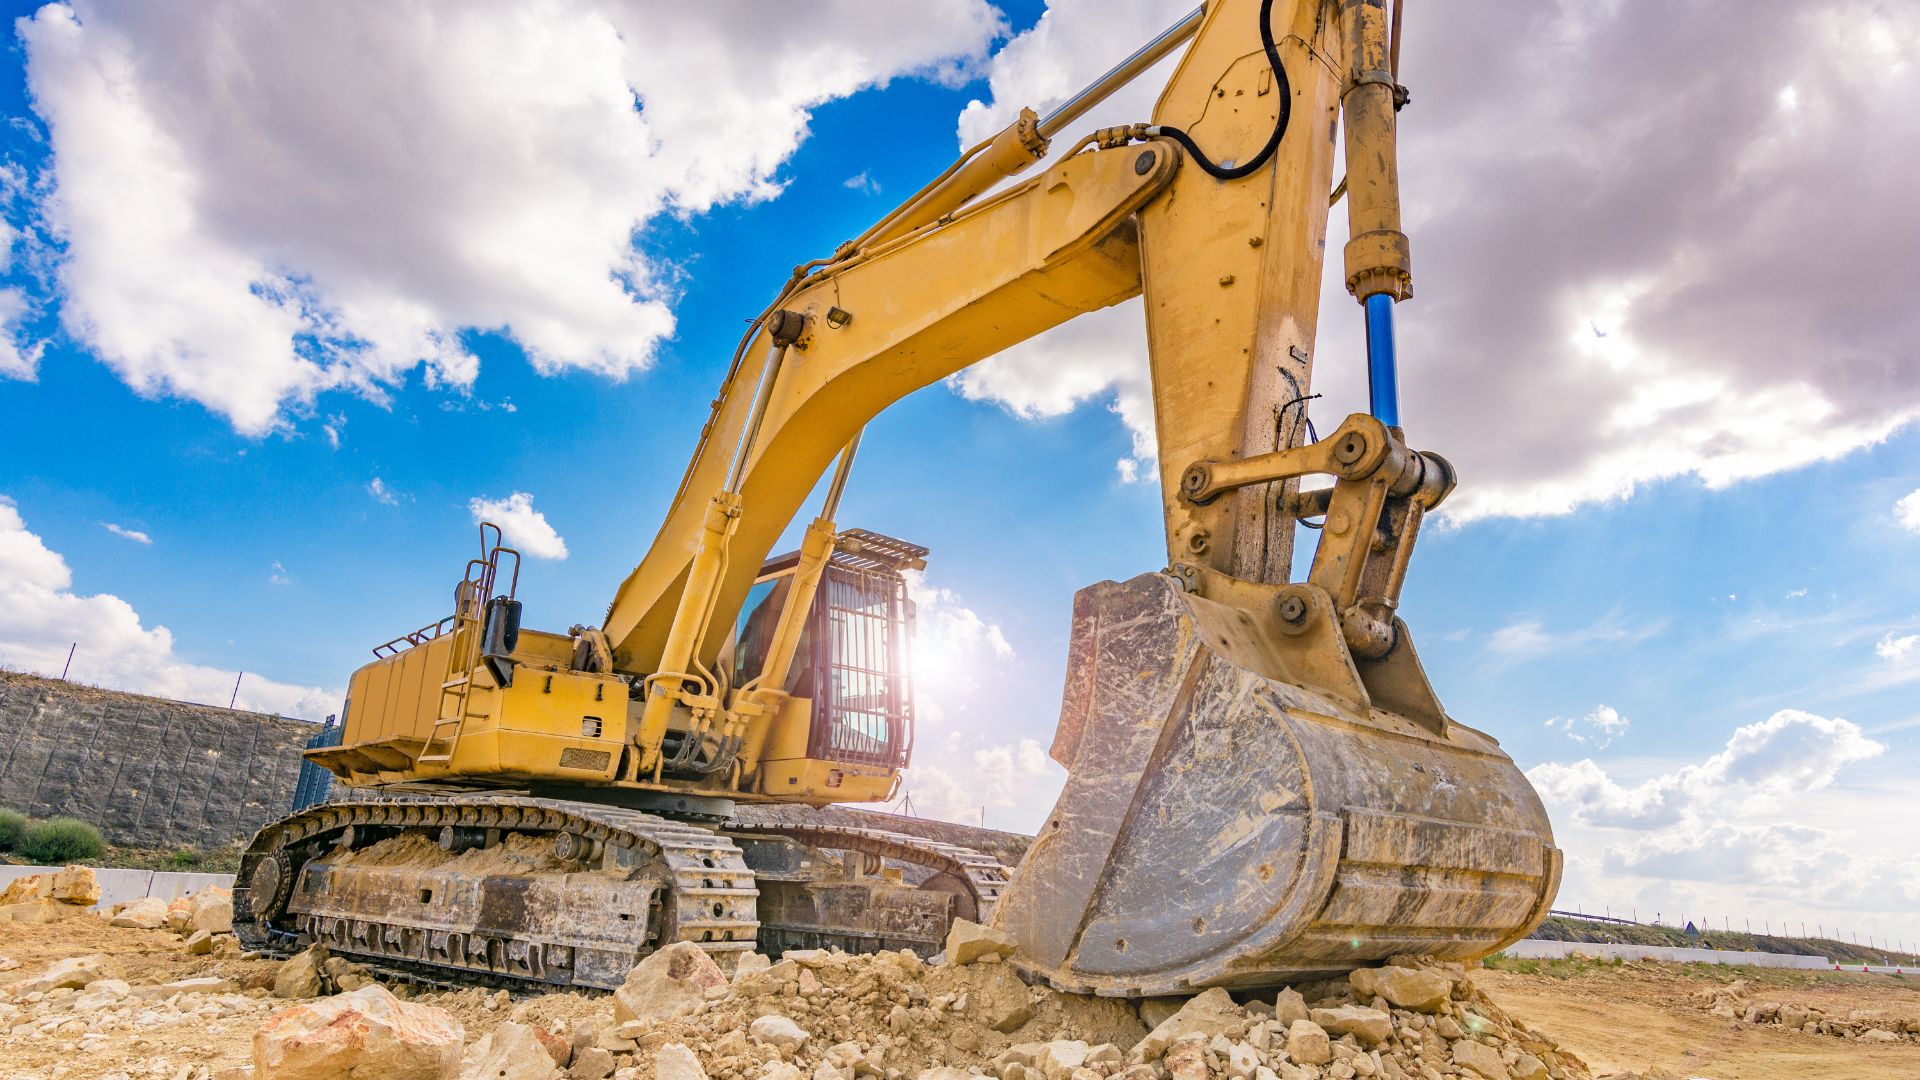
top-left (993, 572), bottom-right (1560, 997)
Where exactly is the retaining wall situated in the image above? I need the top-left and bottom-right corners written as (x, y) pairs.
top-left (0, 671), bottom-right (317, 848)
top-left (1501, 938), bottom-right (1831, 969)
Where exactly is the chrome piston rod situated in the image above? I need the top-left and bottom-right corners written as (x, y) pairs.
top-left (1037, 5), bottom-right (1206, 140)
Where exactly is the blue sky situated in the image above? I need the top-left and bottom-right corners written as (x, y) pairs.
top-left (1, 0), bottom-right (1917, 949)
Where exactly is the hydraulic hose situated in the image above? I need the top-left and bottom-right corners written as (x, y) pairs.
top-left (1151, 0), bottom-right (1290, 179)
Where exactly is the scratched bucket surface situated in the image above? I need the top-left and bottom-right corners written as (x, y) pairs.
top-left (994, 572), bottom-right (1559, 997)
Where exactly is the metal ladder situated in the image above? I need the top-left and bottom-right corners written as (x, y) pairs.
top-left (417, 524), bottom-right (520, 767)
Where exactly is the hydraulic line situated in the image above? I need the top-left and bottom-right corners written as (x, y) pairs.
top-left (1149, 0), bottom-right (1291, 180)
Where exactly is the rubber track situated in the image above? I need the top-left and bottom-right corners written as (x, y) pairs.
top-left (233, 792), bottom-right (758, 992)
top-left (235, 793), bottom-right (1015, 993)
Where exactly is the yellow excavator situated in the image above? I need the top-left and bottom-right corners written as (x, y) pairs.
top-left (236, 0), bottom-right (1559, 997)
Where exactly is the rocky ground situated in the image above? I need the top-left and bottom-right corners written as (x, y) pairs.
top-left (1479, 957), bottom-right (1920, 1079)
top-left (0, 869), bottom-right (1912, 1080)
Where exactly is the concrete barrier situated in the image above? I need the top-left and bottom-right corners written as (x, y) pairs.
top-left (0, 864), bottom-right (235, 910)
top-left (1500, 938), bottom-right (1830, 969)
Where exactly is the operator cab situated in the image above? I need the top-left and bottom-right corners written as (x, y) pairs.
top-left (731, 529), bottom-right (924, 769)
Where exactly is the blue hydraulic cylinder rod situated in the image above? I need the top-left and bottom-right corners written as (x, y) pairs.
top-left (1363, 292), bottom-right (1401, 427)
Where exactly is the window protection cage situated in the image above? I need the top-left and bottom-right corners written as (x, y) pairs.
top-left (809, 563), bottom-right (914, 767)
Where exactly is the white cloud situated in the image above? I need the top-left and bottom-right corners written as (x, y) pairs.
top-left (268, 560), bottom-right (291, 586)
top-left (877, 577), bottom-right (1062, 828)
top-left (842, 171), bottom-right (880, 195)
top-left (18, 0), bottom-right (1006, 434)
top-left (469, 491), bottom-right (568, 560)
top-left (903, 570), bottom-right (1015, 725)
top-left (0, 495), bottom-right (336, 718)
top-left (100, 521), bottom-right (149, 544)
top-left (948, 303), bottom-right (1155, 484)
top-left (1544, 704), bottom-right (1630, 749)
top-left (951, 1), bottom-right (1920, 520)
top-left (1484, 612), bottom-right (1665, 665)
top-left (0, 287), bottom-right (42, 380)
top-left (891, 736), bottom-right (1062, 830)
top-left (321, 414), bottom-right (345, 450)
top-left (1897, 489), bottom-right (1920, 533)
top-left (1529, 710), bottom-right (1911, 917)
top-left (366, 477), bottom-right (399, 506)
top-left (1876, 632), bottom-right (1918, 662)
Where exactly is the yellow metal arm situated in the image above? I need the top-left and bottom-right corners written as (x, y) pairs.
top-left (606, 0), bottom-right (1413, 691)
top-left (605, 139), bottom-right (1180, 672)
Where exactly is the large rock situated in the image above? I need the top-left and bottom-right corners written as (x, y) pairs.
top-left (654, 1043), bottom-right (709, 1080)
top-left (968, 963), bottom-right (1036, 1033)
top-left (185, 929), bottom-right (216, 955)
top-left (733, 952), bottom-right (773, 981)
top-left (946, 919), bottom-right (1017, 966)
top-left (1309, 1005), bottom-right (1392, 1047)
top-left (461, 1021), bottom-right (562, 1080)
top-left (12, 953), bottom-right (124, 994)
top-left (1129, 988), bottom-right (1249, 1063)
top-left (167, 896), bottom-right (195, 933)
top-left (570, 1047), bottom-right (617, 1080)
top-left (749, 1015), bottom-right (811, 1053)
top-left (0, 874), bottom-right (48, 904)
top-left (0, 899), bottom-right (71, 924)
top-left (1348, 965), bottom-right (1452, 1014)
top-left (1033, 1040), bottom-right (1090, 1080)
top-left (1284, 1020), bottom-right (1331, 1067)
top-left (1271, 989), bottom-right (1308, 1027)
top-left (135, 976), bottom-right (237, 998)
top-left (188, 887), bottom-right (234, 934)
top-left (274, 945), bottom-right (329, 999)
top-left (613, 942), bottom-right (728, 1025)
top-left (1451, 1039), bottom-right (1509, 1079)
top-left (51, 865), bottom-right (100, 906)
top-left (110, 896), bottom-right (171, 929)
top-left (254, 984), bottom-right (463, 1079)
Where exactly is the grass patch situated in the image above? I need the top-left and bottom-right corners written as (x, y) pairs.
top-left (19, 817), bottom-right (105, 863)
top-left (0, 808), bottom-right (27, 852)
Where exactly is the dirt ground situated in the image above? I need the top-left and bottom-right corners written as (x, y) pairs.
top-left (3, 914), bottom-right (1918, 1080)
top-left (0, 913), bottom-right (601, 1078)
top-left (1478, 957), bottom-right (1920, 1079)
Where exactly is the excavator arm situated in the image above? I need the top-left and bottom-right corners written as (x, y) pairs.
top-left (605, 0), bottom-right (1383, 714)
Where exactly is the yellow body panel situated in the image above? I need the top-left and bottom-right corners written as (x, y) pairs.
top-left (755, 758), bottom-right (896, 805)
top-left (316, 623), bottom-right (888, 804)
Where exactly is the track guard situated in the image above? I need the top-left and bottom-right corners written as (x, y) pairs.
top-left (995, 572), bottom-right (1559, 997)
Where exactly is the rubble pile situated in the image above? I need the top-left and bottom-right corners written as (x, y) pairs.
top-left (1693, 981), bottom-right (1918, 1044)
top-left (0, 952), bottom-right (273, 1072)
top-left (1, 909), bottom-right (1608, 1080)
top-left (236, 920), bottom-right (1591, 1080)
